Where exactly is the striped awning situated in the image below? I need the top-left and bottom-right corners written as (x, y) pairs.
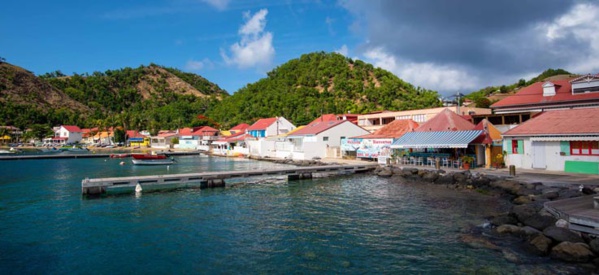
top-left (391, 130), bottom-right (483, 149)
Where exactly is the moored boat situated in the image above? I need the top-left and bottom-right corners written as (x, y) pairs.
top-left (131, 158), bottom-right (175, 165)
top-left (131, 153), bottom-right (168, 160)
top-left (110, 153), bottom-right (131, 158)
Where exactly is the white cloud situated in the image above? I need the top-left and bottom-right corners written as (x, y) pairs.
top-left (200, 0), bottom-right (230, 11)
top-left (363, 47), bottom-right (478, 94)
top-left (185, 59), bottom-right (213, 71)
top-left (542, 3), bottom-right (599, 73)
top-left (335, 45), bottom-right (349, 56)
top-left (221, 9), bottom-right (275, 69)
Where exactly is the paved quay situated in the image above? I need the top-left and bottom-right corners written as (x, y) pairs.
top-left (322, 157), bottom-right (599, 188)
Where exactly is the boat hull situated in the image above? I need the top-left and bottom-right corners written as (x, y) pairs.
top-left (131, 159), bottom-right (174, 165)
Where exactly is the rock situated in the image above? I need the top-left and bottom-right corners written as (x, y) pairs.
top-left (513, 196), bottom-right (532, 205)
top-left (459, 234), bottom-right (500, 251)
top-left (421, 170), bottom-right (439, 182)
top-left (543, 226), bottom-right (585, 243)
top-left (491, 180), bottom-right (523, 195)
top-left (523, 214), bottom-right (557, 231)
top-left (542, 191), bottom-right (560, 200)
top-left (470, 176), bottom-right (491, 187)
top-left (529, 234), bottom-right (553, 255)
top-left (435, 173), bottom-right (455, 185)
top-left (589, 239), bottom-right (599, 254)
top-left (502, 249), bottom-right (521, 263)
top-left (521, 226), bottom-right (542, 237)
top-left (511, 204), bottom-right (538, 223)
top-left (558, 189), bottom-right (583, 199)
top-left (550, 242), bottom-right (594, 262)
top-left (453, 172), bottom-right (468, 184)
top-left (391, 167), bottom-right (403, 175)
top-left (524, 182), bottom-right (543, 190)
top-left (555, 219), bottom-right (569, 228)
top-left (490, 213), bottom-right (518, 226)
top-left (582, 187), bottom-right (596, 195)
top-left (497, 224), bottom-right (523, 235)
top-left (377, 168), bottom-right (393, 178)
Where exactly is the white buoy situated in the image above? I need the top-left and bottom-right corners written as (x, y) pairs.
top-left (120, 161), bottom-right (125, 165)
top-left (135, 183), bottom-right (143, 193)
top-left (167, 165), bottom-right (170, 170)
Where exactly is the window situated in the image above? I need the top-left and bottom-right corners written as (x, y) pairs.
top-left (512, 140), bottom-right (522, 154)
top-left (570, 141), bottom-right (599, 155)
top-left (323, 136), bottom-right (329, 142)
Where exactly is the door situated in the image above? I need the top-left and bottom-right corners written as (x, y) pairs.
top-left (532, 141), bottom-right (546, 169)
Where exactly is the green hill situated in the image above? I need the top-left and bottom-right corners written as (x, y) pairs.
top-left (0, 62), bottom-right (228, 132)
top-left (207, 52), bottom-right (441, 127)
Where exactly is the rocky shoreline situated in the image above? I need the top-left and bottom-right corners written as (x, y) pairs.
top-left (374, 165), bottom-right (599, 271)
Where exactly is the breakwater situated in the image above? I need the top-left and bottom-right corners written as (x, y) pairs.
top-left (374, 165), bottom-right (599, 271)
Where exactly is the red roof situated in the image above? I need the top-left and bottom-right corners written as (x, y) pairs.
top-left (229, 123), bottom-right (250, 132)
top-left (290, 120), bottom-right (349, 136)
top-left (62, 125), bottom-right (82, 132)
top-left (491, 77), bottom-right (599, 109)
top-left (415, 109), bottom-right (475, 132)
top-left (178, 127), bottom-right (195, 135)
top-left (126, 130), bottom-right (145, 139)
top-left (247, 118), bottom-right (277, 131)
top-left (353, 119), bottom-right (419, 139)
top-left (226, 133), bottom-right (255, 142)
top-left (503, 108), bottom-right (599, 136)
top-left (192, 126), bottom-right (219, 136)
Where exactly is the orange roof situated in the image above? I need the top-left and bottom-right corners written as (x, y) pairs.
top-left (178, 127), bottom-right (195, 135)
top-left (353, 119), bottom-right (419, 139)
top-left (471, 119), bottom-right (501, 144)
top-left (415, 109), bottom-right (475, 132)
top-left (247, 118), bottom-right (277, 131)
top-left (192, 126), bottom-right (219, 136)
top-left (503, 108), bottom-right (599, 136)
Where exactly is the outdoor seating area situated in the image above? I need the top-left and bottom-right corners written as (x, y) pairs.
top-left (398, 152), bottom-right (477, 169)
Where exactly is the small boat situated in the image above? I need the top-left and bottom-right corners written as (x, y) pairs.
top-left (131, 153), bottom-right (174, 165)
top-left (110, 153), bottom-right (131, 158)
top-left (131, 158), bottom-right (175, 165)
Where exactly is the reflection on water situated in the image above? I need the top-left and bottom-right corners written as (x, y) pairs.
top-left (0, 156), bottom-right (586, 274)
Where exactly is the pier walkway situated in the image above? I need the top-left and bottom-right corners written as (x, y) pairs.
top-left (81, 164), bottom-right (377, 196)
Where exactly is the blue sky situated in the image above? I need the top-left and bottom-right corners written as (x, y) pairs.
top-left (2, 0), bottom-right (599, 96)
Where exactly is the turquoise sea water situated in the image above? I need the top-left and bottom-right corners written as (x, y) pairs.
top-left (0, 155), bottom-right (584, 274)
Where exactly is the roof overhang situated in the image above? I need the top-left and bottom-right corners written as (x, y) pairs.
top-left (391, 130), bottom-right (483, 149)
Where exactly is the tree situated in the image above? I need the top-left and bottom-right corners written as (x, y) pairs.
top-left (474, 97), bottom-right (491, 108)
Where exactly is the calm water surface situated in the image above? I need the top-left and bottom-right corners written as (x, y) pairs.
top-left (0, 155), bottom-right (583, 274)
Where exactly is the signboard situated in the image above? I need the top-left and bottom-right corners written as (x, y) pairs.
top-left (341, 138), bottom-right (393, 159)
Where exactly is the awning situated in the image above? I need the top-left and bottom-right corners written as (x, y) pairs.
top-left (128, 137), bottom-right (144, 142)
top-left (530, 136), bottom-right (599, 142)
top-left (391, 130), bottom-right (483, 149)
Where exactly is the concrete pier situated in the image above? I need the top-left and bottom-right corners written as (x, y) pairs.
top-left (545, 195), bottom-right (599, 235)
top-left (81, 164), bottom-right (377, 196)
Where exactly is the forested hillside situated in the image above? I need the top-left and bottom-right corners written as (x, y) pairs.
top-left (207, 52), bottom-right (441, 127)
top-left (0, 62), bottom-right (227, 132)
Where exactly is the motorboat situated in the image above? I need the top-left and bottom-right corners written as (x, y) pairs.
top-left (110, 153), bottom-right (131, 158)
top-left (131, 153), bottom-right (175, 165)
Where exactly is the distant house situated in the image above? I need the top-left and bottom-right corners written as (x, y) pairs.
top-left (502, 108), bottom-right (599, 174)
top-left (247, 117), bottom-right (295, 138)
top-left (491, 74), bottom-right (599, 114)
top-left (176, 126), bottom-right (220, 150)
top-left (126, 130), bottom-right (150, 147)
top-left (58, 125), bottom-right (83, 144)
top-left (280, 120), bottom-right (369, 160)
top-left (212, 124), bottom-right (253, 156)
top-left (151, 131), bottom-right (178, 149)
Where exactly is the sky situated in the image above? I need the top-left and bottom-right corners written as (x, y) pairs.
top-left (2, 0), bottom-right (599, 97)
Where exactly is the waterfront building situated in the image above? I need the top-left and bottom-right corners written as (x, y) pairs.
top-left (357, 106), bottom-right (491, 132)
top-left (126, 130), bottom-right (150, 147)
top-left (150, 130), bottom-right (177, 150)
top-left (246, 117), bottom-right (296, 158)
top-left (502, 108), bottom-right (599, 174)
top-left (280, 120), bottom-right (369, 160)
